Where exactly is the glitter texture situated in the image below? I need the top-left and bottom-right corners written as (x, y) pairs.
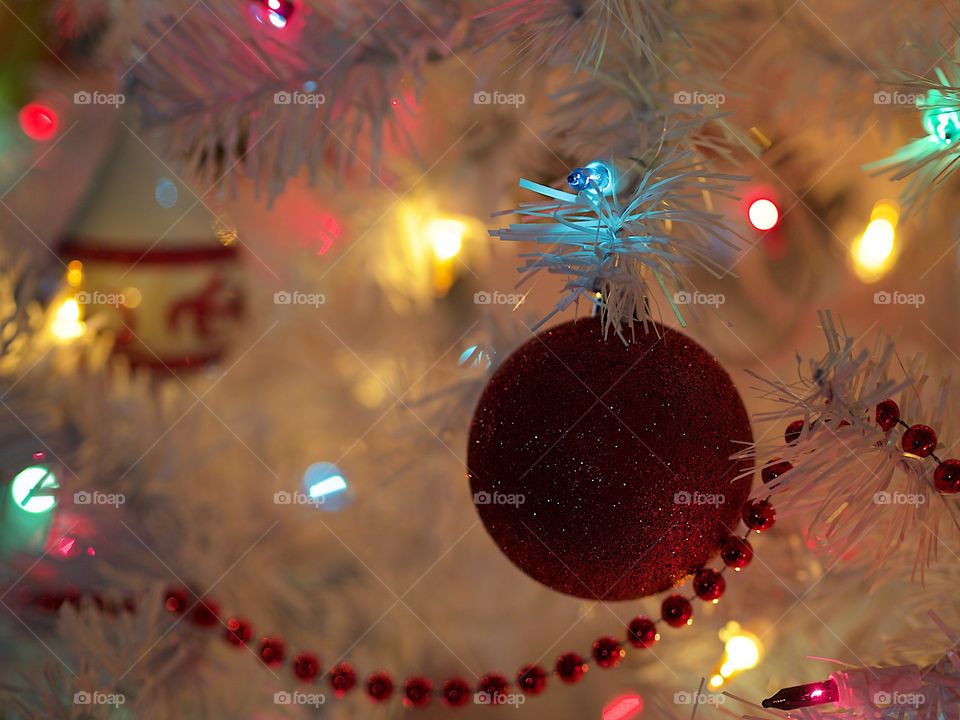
top-left (467, 317), bottom-right (753, 601)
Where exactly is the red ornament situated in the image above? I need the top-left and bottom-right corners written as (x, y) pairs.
top-left (517, 665), bottom-right (547, 695)
top-left (440, 678), bottom-right (470, 707)
top-left (329, 662), bottom-right (357, 696)
top-left (555, 652), bottom-right (588, 683)
top-left (627, 616), bottom-right (659, 648)
top-left (367, 671), bottom-right (394, 702)
top-left (225, 617), bottom-right (253, 646)
top-left (720, 536), bottom-right (753, 569)
top-left (661, 595), bottom-right (693, 627)
top-left (693, 568), bottom-right (726, 601)
top-left (467, 318), bottom-right (753, 600)
top-left (785, 419), bottom-right (805, 444)
top-left (366, 671), bottom-right (393, 702)
top-left (761, 459), bottom-right (793, 485)
top-left (18, 102), bottom-right (60, 141)
top-left (293, 652), bottom-right (320, 682)
top-left (902, 425), bottom-right (937, 457)
top-left (478, 673), bottom-right (509, 702)
top-left (935, 460), bottom-right (960, 494)
top-left (190, 598), bottom-right (220, 627)
top-left (164, 587), bottom-right (190, 613)
top-left (876, 399), bottom-right (900, 431)
top-left (743, 498), bottom-right (776, 531)
top-left (404, 677), bottom-right (433, 708)
top-left (258, 636), bottom-right (285, 666)
top-left (592, 636), bottom-right (625, 668)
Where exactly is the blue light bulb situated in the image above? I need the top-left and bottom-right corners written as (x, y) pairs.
top-left (566, 161), bottom-right (612, 194)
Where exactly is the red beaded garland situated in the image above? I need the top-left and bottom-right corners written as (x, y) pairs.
top-left (258, 636), bottom-right (285, 666)
top-left (935, 459), bottom-right (960, 494)
top-left (479, 673), bottom-right (509, 702)
top-left (876, 399), bottom-right (900, 431)
top-left (190, 598), bottom-right (220, 627)
top-left (367, 671), bottom-right (394, 703)
top-left (440, 678), bottom-right (470, 707)
top-left (661, 595), bottom-right (693, 627)
top-left (405, 677), bottom-right (434, 708)
top-left (225, 617), bottom-right (253, 646)
top-left (293, 652), bottom-right (320, 682)
top-left (164, 587), bottom-right (189, 613)
top-left (626, 616), bottom-right (659, 648)
top-left (329, 662), bottom-right (357, 696)
top-left (692, 568), bottom-right (726, 601)
top-left (719, 536), bottom-right (753, 569)
top-left (517, 665), bottom-right (547, 695)
top-left (785, 419), bottom-right (805, 444)
top-left (592, 636), bottom-right (625, 668)
top-left (902, 424), bottom-right (938, 457)
top-left (761, 459), bottom-right (793, 486)
top-left (742, 498), bottom-right (776, 531)
top-left (555, 652), bottom-right (588, 683)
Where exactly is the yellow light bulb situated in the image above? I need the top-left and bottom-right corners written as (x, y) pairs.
top-left (851, 201), bottom-right (899, 282)
top-left (426, 218), bottom-right (467, 261)
top-left (724, 635), bottom-right (761, 671)
top-left (50, 297), bottom-right (85, 341)
top-left (709, 675), bottom-right (725, 688)
top-left (66, 260), bottom-right (83, 288)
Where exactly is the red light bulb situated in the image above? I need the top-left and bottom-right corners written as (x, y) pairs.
top-left (603, 693), bottom-right (644, 720)
top-left (748, 197), bottom-right (780, 231)
top-left (19, 103), bottom-right (60, 142)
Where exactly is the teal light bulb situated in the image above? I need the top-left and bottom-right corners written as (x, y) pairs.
top-left (922, 90), bottom-right (960, 146)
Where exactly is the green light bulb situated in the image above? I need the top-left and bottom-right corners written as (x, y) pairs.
top-left (922, 90), bottom-right (960, 146)
top-left (10, 465), bottom-right (58, 514)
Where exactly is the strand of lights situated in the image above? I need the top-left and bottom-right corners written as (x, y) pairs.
top-left (850, 200), bottom-right (899, 282)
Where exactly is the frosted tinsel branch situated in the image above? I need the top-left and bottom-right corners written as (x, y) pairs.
top-left (735, 311), bottom-right (960, 583)
top-left (490, 151), bottom-right (743, 341)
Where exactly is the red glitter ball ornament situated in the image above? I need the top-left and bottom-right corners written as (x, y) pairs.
top-left (441, 678), bottom-right (470, 707)
top-left (224, 617), bottom-right (253, 646)
top-left (467, 318), bottom-right (753, 600)
top-left (293, 652), bottom-right (319, 682)
top-left (517, 665), bottom-right (547, 695)
top-left (556, 652), bottom-right (588, 683)
top-left (693, 568), bottom-right (726, 601)
top-left (661, 594), bottom-right (693, 627)
top-left (258, 636), bottom-right (285, 666)
top-left (720, 536), bottom-right (753, 569)
top-left (902, 424), bottom-right (937, 457)
top-left (935, 460), bottom-right (960, 494)
top-left (627, 616), bottom-right (659, 648)
top-left (367, 671), bottom-right (394, 702)
top-left (405, 677), bottom-right (433, 708)
top-left (876, 399), bottom-right (900, 431)
top-left (743, 498), bottom-right (776, 531)
top-left (592, 636), bottom-right (625, 668)
top-left (329, 662), bottom-right (357, 696)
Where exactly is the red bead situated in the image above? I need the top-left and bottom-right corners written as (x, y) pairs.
top-left (935, 459), bottom-right (960, 494)
top-left (517, 665), bottom-right (547, 695)
top-left (743, 498), bottom-right (776, 532)
top-left (626, 616), bottom-right (659, 648)
top-left (258, 636), bottom-right (285, 666)
top-left (555, 652), bottom-right (588, 683)
top-left (404, 677), bottom-right (433, 708)
top-left (190, 598), bottom-right (220, 627)
top-left (293, 652), bottom-right (320, 682)
top-left (478, 673), bottom-right (509, 702)
top-left (785, 419), bottom-right (805, 444)
top-left (761, 459), bottom-right (793, 485)
top-left (224, 617), bottom-right (253, 646)
top-left (876, 399), bottom-right (900, 431)
top-left (18, 102), bottom-right (60, 142)
top-left (164, 587), bottom-right (190, 613)
top-left (440, 677), bottom-right (470, 707)
top-left (367, 671), bottom-right (394, 703)
top-left (661, 594), bottom-right (693, 627)
top-left (329, 662), bottom-right (357, 696)
top-left (720, 535), bottom-right (753, 568)
top-left (693, 568), bottom-right (726, 601)
top-left (902, 424), bottom-right (937, 457)
top-left (592, 636), bottom-right (625, 668)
